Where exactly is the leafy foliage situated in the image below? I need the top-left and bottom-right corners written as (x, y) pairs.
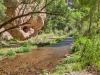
top-left (71, 35), bottom-right (100, 71)
top-left (41, 0), bottom-right (69, 35)
top-left (0, 0), bottom-right (6, 24)
top-left (6, 50), bottom-right (16, 56)
top-left (0, 50), bottom-right (6, 55)
top-left (63, 54), bottom-right (80, 64)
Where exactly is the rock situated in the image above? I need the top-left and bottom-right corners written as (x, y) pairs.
top-left (0, 28), bottom-right (13, 40)
top-left (64, 54), bottom-right (70, 58)
top-left (1, 0), bottom-right (46, 40)
top-left (1, 41), bottom-right (10, 46)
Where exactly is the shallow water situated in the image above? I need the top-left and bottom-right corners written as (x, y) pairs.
top-left (0, 37), bottom-right (74, 75)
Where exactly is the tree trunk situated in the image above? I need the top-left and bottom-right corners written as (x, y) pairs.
top-left (88, 7), bottom-right (94, 36)
top-left (97, 0), bottom-right (100, 27)
top-left (88, 13), bottom-right (92, 35)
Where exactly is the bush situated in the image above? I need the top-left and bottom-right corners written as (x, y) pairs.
top-left (6, 50), bottom-right (16, 56)
top-left (80, 36), bottom-right (100, 67)
top-left (63, 54), bottom-right (80, 64)
top-left (96, 61), bottom-right (100, 71)
top-left (71, 36), bottom-right (87, 53)
top-left (49, 73), bottom-right (59, 75)
top-left (15, 47), bottom-right (24, 53)
top-left (21, 41), bottom-right (31, 47)
top-left (33, 45), bottom-right (38, 49)
top-left (55, 66), bottom-right (65, 74)
top-left (16, 40), bottom-right (32, 53)
top-left (22, 46), bottom-right (31, 52)
top-left (72, 63), bottom-right (82, 71)
top-left (64, 64), bottom-right (73, 73)
top-left (16, 46), bottom-right (32, 53)
top-left (71, 35), bottom-right (100, 70)
top-left (43, 69), bottom-right (49, 75)
top-left (0, 51), bottom-right (6, 55)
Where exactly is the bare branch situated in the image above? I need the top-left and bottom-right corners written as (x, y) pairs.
top-left (0, 11), bottom-right (59, 29)
top-left (17, 4), bottom-right (24, 16)
top-left (0, 0), bottom-right (58, 31)
top-left (0, 16), bottom-right (32, 34)
top-left (40, 0), bottom-right (54, 11)
top-left (33, 2), bottom-right (39, 11)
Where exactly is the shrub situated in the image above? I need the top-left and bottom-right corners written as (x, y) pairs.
top-left (55, 66), bottom-right (65, 74)
top-left (43, 69), bottom-right (49, 75)
top-left (6, 50), bottom-right (16, 56)
top-left (33, 45), bottom-right (38, 49)
top-left (22, 46), bottom-right (31, 52)
top-left (0, 51), bottom-right (6, 55)
top-left (72, 63), bottom-right (82, 71)
top-left (16, 40), bottom-right (32, 53)
top-left (21, 41), bottom-right (31, 47)
top-left (96, 61), bottom-right (100, 71)
top-left (80, 37), bottom-right (100, 67)
top-left (49, 73), bottom-right (59, 75)
top-left (71, 36), bottom-right (87, 53)
top-left (64, 64), bottom-right (73, 73)
top-left (15, 47), bottom-right (24, 53)
top-left (71, 35), bottom-right (100, 70)
top-left (16, 46), bottom-right (32, 53)
top-left (63, 54), bottom-right (80, 64)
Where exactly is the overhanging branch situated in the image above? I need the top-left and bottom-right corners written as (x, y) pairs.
top-left (0, 12), bottom-right (59, 29)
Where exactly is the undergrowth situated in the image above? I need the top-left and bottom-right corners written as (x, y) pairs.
top-left (70, 35), bottom-right (100, 74)
top-left (6, 50), bottom-right (16, 56)
top-left (48, 35), bottom-right (100, 75)
top-left (0, 34), bottom-right (66, 56)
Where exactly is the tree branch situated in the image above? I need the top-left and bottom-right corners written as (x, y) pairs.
top-left (40, 0), bottom-right (54, 11)
top-left (0, 16), bottom-right (32, 34)
top-left (0, 12), bottom-right (59, 29)
top-left (0, 0), bottom-right (59, 35)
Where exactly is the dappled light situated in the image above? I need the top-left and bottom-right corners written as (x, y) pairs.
top-left (0, 0), bottom-right (99, 75)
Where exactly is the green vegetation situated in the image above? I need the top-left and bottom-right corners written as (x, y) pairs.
top-left (15, 46), bottom-right (31, 53)
top-left (0, 0), bottom-right (6, 24)
top-left (45, 0), bottom-right (100, 74)
top-left (0, 0), bottom-right (100, 74)
top-left (49, 35), bottom-right (100, 75)
top-left (0, 33), bottom-right (66, 56)
top-left (63, 54), bottom-right (80, 64)
top-left (0, 50), bottom-right (6, 55)
top-left (72, 35), bottom-right (100, 68)
top-left (6, 50), bottom-right (16, 56)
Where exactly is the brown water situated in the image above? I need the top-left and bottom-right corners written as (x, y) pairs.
top-left (0, 37), bottom-right (74, 75)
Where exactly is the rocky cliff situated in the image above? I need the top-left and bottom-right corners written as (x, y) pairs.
top-left (1, 0), bottom-right (46, 40)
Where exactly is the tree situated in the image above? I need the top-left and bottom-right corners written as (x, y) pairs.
top-left (41, 0), bottom-right (69, 35)
top-left (0, 0), bottom-right (6, 24)
top-left (69, 0), bottom-right (100, 36)
top-left (0, 0), bottom-right (58, 35)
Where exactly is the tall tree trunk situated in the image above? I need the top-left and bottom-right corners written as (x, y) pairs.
top-left (79, 19), bottom-right (83, 34)
top-left (88, 13), bottom-right (92, 35)
top-left (88, 7), bottom-right (95, 36)
top-left (97, 0), bottom-right (100, 27)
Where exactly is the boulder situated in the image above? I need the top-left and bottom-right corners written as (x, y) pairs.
top-left (1, 0), bottom-right (46, 40)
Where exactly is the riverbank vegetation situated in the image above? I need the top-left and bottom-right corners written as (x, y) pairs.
top-left (0, 0), bottom-right (68, 55)
top-left (46, 0), bottom-right (100, 75)
top-left (0, 33), bottom-right (66, 56)
top-left (0, 0), bottom-right (100, 75)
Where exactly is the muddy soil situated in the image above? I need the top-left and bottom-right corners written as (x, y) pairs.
top-left (0, 37), bottom-right (74, 75)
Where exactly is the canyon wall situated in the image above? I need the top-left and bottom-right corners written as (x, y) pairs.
top-left (1, 0), bottom-right (46, 40)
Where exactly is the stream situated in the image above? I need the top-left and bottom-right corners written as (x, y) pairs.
top-left (0, 37), bottom-right (74, 75)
